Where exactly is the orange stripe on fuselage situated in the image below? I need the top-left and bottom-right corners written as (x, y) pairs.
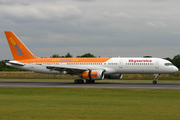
top-left (17, 58), bottom-right (111, 63)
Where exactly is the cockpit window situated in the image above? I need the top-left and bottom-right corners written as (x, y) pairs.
top-left (164, 63), bottom-right (173, 66)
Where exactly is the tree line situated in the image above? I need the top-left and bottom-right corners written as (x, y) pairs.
top-left (50, 53), bottom-right (96, 58)
top-left (0, 60), bottom-right (23, 71)
top-left (0, 53), bottom-right (180, 71)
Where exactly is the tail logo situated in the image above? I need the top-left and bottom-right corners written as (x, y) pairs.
top-left (9, 37), bottom-right (23, 56)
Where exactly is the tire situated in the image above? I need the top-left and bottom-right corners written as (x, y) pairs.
top-left (91, 80), bottom-right (95, 83)
top-left (86, 80), bottom-right (90, 83)
top-left (153, 81), bottom-right (157, 84)
top-left (74, 79), bottom-right (78, 84)
top-left (80, 80), bottom-right (84, 83)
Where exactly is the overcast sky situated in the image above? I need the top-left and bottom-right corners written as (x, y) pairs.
top-left (0, 0), bottom-right (180, 60)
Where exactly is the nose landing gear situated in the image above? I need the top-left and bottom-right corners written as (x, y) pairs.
top-left (153, 74), bottom-right (160, 84)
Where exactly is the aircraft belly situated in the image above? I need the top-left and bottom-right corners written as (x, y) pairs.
top-left (119, 66), bottom-right (161, 74)
top-left (31, 65), bottom-right (59, 74)
top-left (104, 67), bottom-right (118, 74)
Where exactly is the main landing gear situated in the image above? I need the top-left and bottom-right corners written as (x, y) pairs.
top-left (153, 74), bottom-right (160, 84)
top-left (86, 80), bottom-right (95, 83)
top-left (74, 73), bottom-right (96, 84)
top-left (74, 79), bottom-right (95, 84)
top-left (74, 79), bottom-right (84, 84)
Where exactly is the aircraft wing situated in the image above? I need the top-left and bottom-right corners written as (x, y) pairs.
top-left (46, 65), bottom-right (88, 75)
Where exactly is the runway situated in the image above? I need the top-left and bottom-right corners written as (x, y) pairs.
top-left (0, 81), bottom-right (180, 89)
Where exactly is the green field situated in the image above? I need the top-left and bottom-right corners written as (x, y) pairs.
top-left (0, 88), bottom-right (180, 120)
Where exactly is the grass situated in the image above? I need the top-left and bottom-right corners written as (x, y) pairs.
top-left (0, 71), bottom-right (77, 79)
top-left (0, 88), bottom-right (180, 120)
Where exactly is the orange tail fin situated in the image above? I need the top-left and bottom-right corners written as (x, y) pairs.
top-left (4, 31), bottom-right (37, 60)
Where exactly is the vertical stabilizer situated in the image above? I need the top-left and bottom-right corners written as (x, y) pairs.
top-left (4, 31), bottom-right (37, 60)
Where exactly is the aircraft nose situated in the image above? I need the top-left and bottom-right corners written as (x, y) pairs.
top-left (173, 66), bottom-right (179, 73)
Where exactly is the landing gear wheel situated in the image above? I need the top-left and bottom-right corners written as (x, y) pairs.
top-left (153, 81), bottom-right (157, 84)
top-left (91, 80), bottom-right (95, 83)
top-left (74, 79), bottom-right (84, 84)
top-left (86, 80), bottom-right (95, 84)
top-left (74, 79), bottom-right (78, 83)
top-left (80, 79), bottom-right (84, 84)
top-left (86, 80), bottom-right (90, 83)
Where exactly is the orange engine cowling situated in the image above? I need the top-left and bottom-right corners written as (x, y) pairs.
top-left (81, 70), bottom-right (104, 80)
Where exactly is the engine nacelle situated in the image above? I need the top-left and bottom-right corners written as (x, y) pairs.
top-left (82, 70), bottom-right (104, 80)
top-left (105, 74), bottom-right (123, 79)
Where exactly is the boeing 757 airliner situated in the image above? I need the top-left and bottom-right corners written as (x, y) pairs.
top-left (3, 31), bottom-right (178, 84)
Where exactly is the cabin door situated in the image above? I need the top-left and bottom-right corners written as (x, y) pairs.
top-left (155, 61), bottom-right (159, 69)
top-left (30, 61), bottom-right (34, 68)
top-left (119, 60), bottom-right (123, 68)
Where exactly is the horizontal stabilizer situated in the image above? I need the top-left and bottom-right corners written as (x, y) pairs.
top-left (8, 61), bottom-right (25, 66)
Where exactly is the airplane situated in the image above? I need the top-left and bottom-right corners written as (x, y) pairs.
top-left (3, 31), bottom-right (179, 84)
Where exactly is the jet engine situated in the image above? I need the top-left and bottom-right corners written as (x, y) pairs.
top-left (105, 74), bottom-right (123, 79)
top-left (81, 70), bottom-right (104, 80)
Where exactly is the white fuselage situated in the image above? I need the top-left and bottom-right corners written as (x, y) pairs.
top-left (7, 57), bottom-right (178, 75)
